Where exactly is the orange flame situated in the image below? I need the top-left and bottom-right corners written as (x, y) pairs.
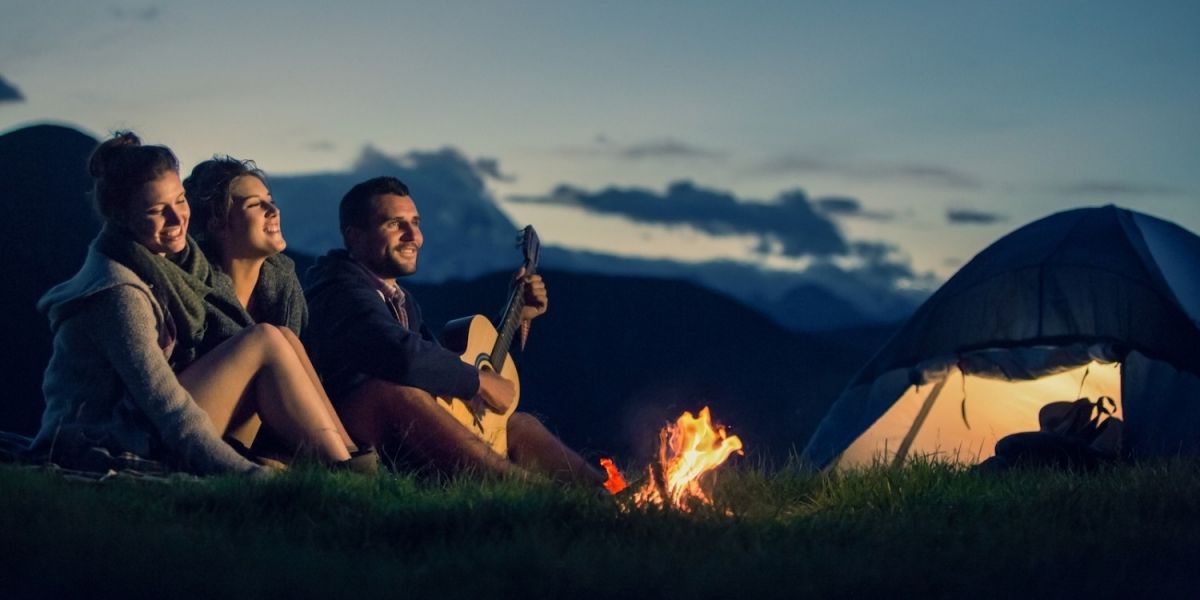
top-left (633, 406), bottom-right (744, 511)
top-left (599, 457), bottom-right (628, 495)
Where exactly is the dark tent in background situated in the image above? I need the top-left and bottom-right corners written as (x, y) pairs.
top-left (803, 205), bottom-right (1200, 469)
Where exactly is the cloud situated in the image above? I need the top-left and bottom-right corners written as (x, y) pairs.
top-left (563, 136), bottom-right (726, 162)
top-left (270, 144), bottom-right (521, 280)
top-left (1054, 180), bottom-right (1184, 197)
top-left (305, 140), bottom-right (336, 152)
top-left (760, 154), bottom-right (983, 190)
top-left (473, 157), bottom-right (515, 182)
top-left (0, 75), bottom-right (24, 103)
top-left (618, 139), bottom-right (725, 161)
top-left (512, 181), bottom-right (848, 257)
top-left (815, 196), bottom-right (897, 222)
top-left (842, 240), bottom-right (937, 292)
top-left (946, 208), bottom-right (1006, 225)
top-left (111, 6), bottom-right (162, 22)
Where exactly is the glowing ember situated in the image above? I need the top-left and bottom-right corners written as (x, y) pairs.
top-left (633, 406), bottom-right (744, 511)
top-left (599, 457), bottom-right (628, 495)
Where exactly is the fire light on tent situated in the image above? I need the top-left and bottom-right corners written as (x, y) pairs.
top-left (631, 407), bottom-right (744, 511)
top-left (840, 358), bottom-right (1122, 467)
top-left (803, 205), bottom-right (1200, 470)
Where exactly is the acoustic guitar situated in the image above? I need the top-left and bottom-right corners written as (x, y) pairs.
top-left (435, 226), bottom-right (540, 455)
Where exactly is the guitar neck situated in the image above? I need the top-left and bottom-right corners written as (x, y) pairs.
top-left (490, 266), bottom-right (535, 371)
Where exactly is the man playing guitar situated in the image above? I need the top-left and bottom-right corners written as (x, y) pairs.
top-left (304, 176), bottom-right (603, 486)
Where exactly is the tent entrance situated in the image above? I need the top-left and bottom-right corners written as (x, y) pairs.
top-left (839, 360), bottom-right (1122, 468)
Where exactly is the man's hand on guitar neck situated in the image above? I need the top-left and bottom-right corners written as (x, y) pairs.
top-left (475, 370), bottom-right (516, 413)
top-left (515, 269), bottom-right (548, 322)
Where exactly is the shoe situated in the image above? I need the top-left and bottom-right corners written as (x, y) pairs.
top-left (335, 446), bottom-right (380, 475)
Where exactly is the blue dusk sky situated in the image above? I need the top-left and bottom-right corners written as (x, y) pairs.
top-left (2, 1), bottom-right (1197, 283)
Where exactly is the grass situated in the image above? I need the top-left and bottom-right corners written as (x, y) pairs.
top-left (2, 459), bottom-right (1199, 599)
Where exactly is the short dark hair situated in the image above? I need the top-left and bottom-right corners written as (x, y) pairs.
top-left (88, 131), bottom-right (179, 223)
top-left (183, 156), bottom-right (267, 241)
top-left (339, 176), bottom-right (411, 246)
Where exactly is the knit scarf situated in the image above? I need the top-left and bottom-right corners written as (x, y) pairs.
top-left (95, 225), bottom-right (253, 370)
top-left (198, 238), bottom-right (307, 337)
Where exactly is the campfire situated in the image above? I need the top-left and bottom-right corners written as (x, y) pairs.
top-left (602, 406), bottom-right (744, 511)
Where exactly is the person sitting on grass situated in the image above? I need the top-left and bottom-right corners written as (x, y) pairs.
top-left (182, 156), bottom-right (365, 465)
top-left (303, 176), bottom-right (604, 486)
top-left (33, 132), bottom-right (359, 475)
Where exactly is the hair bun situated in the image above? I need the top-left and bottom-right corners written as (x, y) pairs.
top-left (88, 131), bottom-right (144, 179)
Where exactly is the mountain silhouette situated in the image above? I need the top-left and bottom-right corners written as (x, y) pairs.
top-left (0, 123), bottom-right (101, 434)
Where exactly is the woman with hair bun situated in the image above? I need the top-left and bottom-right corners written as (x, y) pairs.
top-left (33, 132), bottom-right (358, 475)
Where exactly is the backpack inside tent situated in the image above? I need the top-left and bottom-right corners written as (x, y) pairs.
top-left (802, 205), bottom-right (1200, 469)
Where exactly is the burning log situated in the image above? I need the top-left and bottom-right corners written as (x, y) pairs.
top-left (630, 406), bottom-right (744, 511)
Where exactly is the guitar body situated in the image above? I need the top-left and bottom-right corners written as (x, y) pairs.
top-left (435, 314), bottom-right (520, 455)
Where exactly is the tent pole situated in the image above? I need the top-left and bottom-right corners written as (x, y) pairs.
top-left (891, 374), bottom-right (950, 468)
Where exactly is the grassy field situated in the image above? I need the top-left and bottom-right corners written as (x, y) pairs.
top-left (2, 459), bottom-right (1199, 599)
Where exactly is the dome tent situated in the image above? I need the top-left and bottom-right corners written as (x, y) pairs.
top-left (802, 205), bottom-right (1200, 469)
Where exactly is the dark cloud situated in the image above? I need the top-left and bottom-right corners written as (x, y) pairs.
top-left (0, 75), bottom-right (24, 103)
top-left (760, 154), bottom-right (982, 190)
top-left (1054, 180), bottom-right (1184, 197)
top-left (473, 157), bottom-right (515, 182)
top-left (563, 136), bottom-right (726, 162)
top-left (815, 196), bottom-right (897, 222)
top-left (946, 208), bottom-right (1006, 225)
top-left (846, 241), bottom-right (928, 289)
top-left (513, 181), bottom-right (847, 257)
top-left (111, 6), bottom-right (162, 21)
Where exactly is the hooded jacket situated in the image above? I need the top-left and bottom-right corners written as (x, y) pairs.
top-left (303, 249), bottom-right (479, 401)
top-left (34, 241), bottom-right (262, 475)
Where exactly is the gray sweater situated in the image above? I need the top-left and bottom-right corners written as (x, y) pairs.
top-left (34, 245), bottom-right (262, 475)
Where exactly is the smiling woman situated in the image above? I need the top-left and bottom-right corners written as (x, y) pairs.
top-left (183, 155), bottom-right (358, 459)
top-left (184, 157), bottom-right (295, 324)
top-left (31, 132), bottom-right (365, 475)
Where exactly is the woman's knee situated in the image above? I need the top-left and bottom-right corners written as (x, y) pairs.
top-left (276, 326), bottom-right (302, 346)
top-left (240, 323), bottom-right (290, 359)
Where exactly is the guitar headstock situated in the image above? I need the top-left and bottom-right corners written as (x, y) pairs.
top-left (517, 225), bottom-right (540, 275)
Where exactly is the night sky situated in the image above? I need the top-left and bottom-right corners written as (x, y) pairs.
top-left (3, 1), bottom-right (1197, 284)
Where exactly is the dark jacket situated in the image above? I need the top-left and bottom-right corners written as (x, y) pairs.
top-left (303, 250), bottom-right (479, 401)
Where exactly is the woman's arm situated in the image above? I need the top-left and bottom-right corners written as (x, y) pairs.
top-left (80, 286), bottom-right (262, 475)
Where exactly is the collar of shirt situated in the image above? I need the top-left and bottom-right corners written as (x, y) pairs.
top-left (346, 256), bottom-right (402, 300)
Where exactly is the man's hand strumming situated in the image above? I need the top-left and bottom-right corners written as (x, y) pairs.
top-left (475, 370), bottom-right (516, 413)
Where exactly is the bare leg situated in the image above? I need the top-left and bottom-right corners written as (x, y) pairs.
top-left (178, 324), bottom-right (351, 463)
top-left (337, 379), bottom-right (527, 478)
top-left (276, 328), bottom-right (355, 449)
top-left (507, 412), bottom-right (605, 486)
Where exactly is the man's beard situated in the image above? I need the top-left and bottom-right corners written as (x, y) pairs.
top-left (374, 244), bottom-right (418, 278)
